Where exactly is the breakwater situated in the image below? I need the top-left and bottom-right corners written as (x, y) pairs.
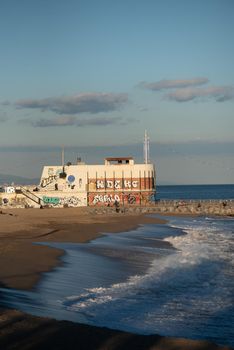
top-left (89, 200), bottom-right (234, 216)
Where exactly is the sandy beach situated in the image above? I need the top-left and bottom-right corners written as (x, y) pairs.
top-left (0, 208), bottom-right (165, 290)
top-left (0, 208), bottom-right (232, 350)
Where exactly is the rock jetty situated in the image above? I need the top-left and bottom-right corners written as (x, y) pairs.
top-left (88, 200), bottom-right (234, 216)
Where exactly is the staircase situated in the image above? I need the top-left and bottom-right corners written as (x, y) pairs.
top-left (19, 186), bottom-right (42, 206)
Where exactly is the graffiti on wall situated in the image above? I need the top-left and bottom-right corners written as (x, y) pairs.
top-left (41, 175), bottom-right (58, 188)
top-left (89, 191), bottom-right (155, 206)
top-left (60, 196), bottom-right (83, 206)
top-left (126, 194), bottom-right (137, 204)
top-left (5, 187), bottom-right (15, 194)
top-left (42, 196), bottom-right (60, 205)
top-left (42, 196), bottom-right (84, 207)
top-left (95, 179), bottom-right (138, 190)
top-left (91, 177), bottom-right (155, 191)
top-left (92, 194), bottom-right (120, 204)
top-left (0, 194), bottom-right (30, 208)
top-left (41, 169), bottom-right (78, 190)
top-left (89, 193), bottom-right (139, 205)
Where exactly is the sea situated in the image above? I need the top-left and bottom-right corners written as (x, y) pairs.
top-left (0, 184), bottom-right (234, 347)
top-left (157, 184), bottom-right (234, 200)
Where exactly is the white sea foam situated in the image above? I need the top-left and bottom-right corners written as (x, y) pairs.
top-left (65, 219), bottom-right (230, 309)
top-left (167, 219), bottom-right (234, 265)
top-left (61, 216), bottom-right (234, 343)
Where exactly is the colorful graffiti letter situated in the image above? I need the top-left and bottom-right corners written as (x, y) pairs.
top-left (42, 196), bottom-right (60, 205)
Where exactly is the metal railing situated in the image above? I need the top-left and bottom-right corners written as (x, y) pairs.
top-left (19, 186), bottom-right (42, 206)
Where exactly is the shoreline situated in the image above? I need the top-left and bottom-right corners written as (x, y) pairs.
top-left (0, 207), bottom-right (165, 290)
top-left (0, 208), bottom-right (232, 350)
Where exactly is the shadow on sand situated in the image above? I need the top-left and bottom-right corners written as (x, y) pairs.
top-left (0, 304), bottom-right (231, 350)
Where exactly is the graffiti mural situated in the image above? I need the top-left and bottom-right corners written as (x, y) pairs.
top-left (94, 179), bottom-right (139, 190)
top-left (38, 168), bottom-right (155, 207)
top-left (41, 175), bottom-right (58, 188)
top-left (89, 192), bottom-right (142, 206)
top-left (42, 196), bottom-right (60, 205)
top-left (127, 194), bottom-right (137, 204)
top-left (5, 187), bottom-right (15, 194)
top-left (42, 195), bottom-right (84, 207)
top-left (89, 191), bottom-right (157, 206)
top-left (92, 194), bottom-right (120, 204)
top-left (41, 169), bottom-right (78, 190)
top-left (92, 177), bottom-right (155, 191)
top-left (59, 196), bottom-right (83, 207)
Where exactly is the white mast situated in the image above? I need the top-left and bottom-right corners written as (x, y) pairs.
top-left (144, 130), bottom-right (150, 164)
top-left (61, 145), bottom-right (65, 167)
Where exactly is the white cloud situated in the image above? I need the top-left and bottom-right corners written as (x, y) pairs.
top-left (15, 92), bottom-right (128, 115)
top-left (139, 78), bottom-right (209, 91)
top-left (139, 77), bottom-right (234, 103)
top-left (165, 86), bottom-right (234, 102)
top-left (21, 115), bottom-right (128, 127)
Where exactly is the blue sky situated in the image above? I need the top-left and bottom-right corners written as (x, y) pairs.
top-left (0, 0), bottom-right (233, 184)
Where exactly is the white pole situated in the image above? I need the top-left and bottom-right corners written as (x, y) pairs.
top-left (147, 132), bottom-right (150, 163)
top-left (144, 130), bottom-right (149, 164)
top-left (62, 146), bottom-right (64, 166)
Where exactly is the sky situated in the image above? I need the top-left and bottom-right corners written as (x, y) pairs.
top-left (0, 0), bottom-right (234, 184)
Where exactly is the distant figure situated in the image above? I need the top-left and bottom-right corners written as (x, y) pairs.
top-left (55, 183), bottom-right (58, 191)
top-left (114, 200), bottom-right (120, 213)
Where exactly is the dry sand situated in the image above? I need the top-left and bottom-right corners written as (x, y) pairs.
top-left (0, 208), bottom-right (232, 350)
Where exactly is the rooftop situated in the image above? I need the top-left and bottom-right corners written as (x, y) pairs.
top-left (104, 157), bottom-right (134, 165)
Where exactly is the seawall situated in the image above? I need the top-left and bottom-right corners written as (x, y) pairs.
top-left (88, 200), bottom-right (234, 216)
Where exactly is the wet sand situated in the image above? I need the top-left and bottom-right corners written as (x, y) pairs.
top-left (0, 208), bottom-right (165, 290)
top-left (0, 208), bottom-right (232, 350)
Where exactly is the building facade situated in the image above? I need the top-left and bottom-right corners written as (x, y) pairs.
top-left (0, 157), bottom-right (156, 208)
top-left (39, 157), bottom-right (156, 207)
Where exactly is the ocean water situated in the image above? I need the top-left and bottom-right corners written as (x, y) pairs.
top-left (0, 214), bottom-right (233, 347)
top-left (157, 184), bottom-right (234, 200)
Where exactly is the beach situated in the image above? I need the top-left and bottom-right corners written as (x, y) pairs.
top-left (0, 208), bottom-right (232, 350)
top-left (0, 208), bottom-right (165, 290)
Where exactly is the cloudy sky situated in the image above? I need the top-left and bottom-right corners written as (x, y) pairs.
top-left (0, 0), bottom-right (233, 184)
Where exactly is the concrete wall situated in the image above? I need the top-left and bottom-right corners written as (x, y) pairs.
top-left (39, 163), bottom-right (155, 192)
top-left (0, 190), bottom-right (80, 208)
top-left (0, 191), bottom-right (87, 208)
top-left (40, 191), bottom-right (87, 207)
top-left (37, 160), bottom-right (156, 207)
top-left (0, 193), bottom-right (34, 208)
top-left (0, 159), bottom-right (156, 208)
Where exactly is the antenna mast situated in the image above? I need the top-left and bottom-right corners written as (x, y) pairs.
top-left (144, 130), bottom-right (150, 164)
top-left (61, 146), bottom-right (65, 167)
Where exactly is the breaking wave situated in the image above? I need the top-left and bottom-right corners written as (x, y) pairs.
top-left (61, 217), bottom-right (234, 345)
